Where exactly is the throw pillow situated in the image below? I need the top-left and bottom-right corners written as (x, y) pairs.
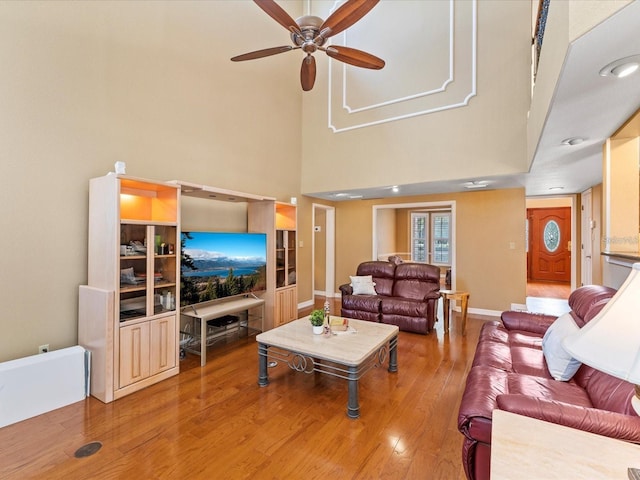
top-left (542, 312), bottom-right (582, 381)
top-left (350, 275), bottom-right (377, 295)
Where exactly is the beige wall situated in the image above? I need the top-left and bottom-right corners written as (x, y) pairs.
top-left (333, 188), bottom-right (527, 312)
top-left (396, 210), bottom-right (410, 259)
top-left (0, 1), bottom-right (304, 362)
top-left (302, 0), bottom-right (533, 195)
top-left (376, 208), bottom-right (397, 260)
top-left (604, 137), bottom-right (640, 253)
top-left (526, 197), bottom-right (572, 209)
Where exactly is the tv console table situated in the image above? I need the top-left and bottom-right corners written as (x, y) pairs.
top-left (180, 296), bottom-right (265, 366)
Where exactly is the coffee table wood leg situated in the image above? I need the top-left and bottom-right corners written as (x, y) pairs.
top-left (443, 296), bottom-right (451, 333)
top-left (460, 294), bottom-right (469, 336)
top-left (347, 366), bottom-right (360, 419)
top-left (201, 318), bottom-right (207, 367)
top-left (258, 343), bottom-right (269, 387)
top-left (389, 335), bottom-right (398, 373)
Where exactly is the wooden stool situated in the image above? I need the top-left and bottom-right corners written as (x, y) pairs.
top-left (440, 290), bottom-right (470, 335)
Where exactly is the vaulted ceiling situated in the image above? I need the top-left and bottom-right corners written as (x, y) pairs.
top-left (302, 0), bottom-right (640, 200)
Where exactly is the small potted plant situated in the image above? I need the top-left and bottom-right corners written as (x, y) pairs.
top-left (309, 309), bottom-right (325, 334)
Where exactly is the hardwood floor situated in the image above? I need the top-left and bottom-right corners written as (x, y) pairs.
top-left (0, 303), bottom-right (489, 480)
top-left (526, 280), bottom-right (571, 299)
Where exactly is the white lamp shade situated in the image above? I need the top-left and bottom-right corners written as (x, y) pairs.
top-left (563, 263), bottom-right (640, 383)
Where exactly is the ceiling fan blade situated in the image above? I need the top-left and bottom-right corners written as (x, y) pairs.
top-left (320, 0), bottom-right (379, 39)
top-left (253, 0), bottom-right (301, 35)
top-left (231, 45), bottom-right (296, 62)
top-left (324, 45), bottom-right (385, 69)
top-left (300, 55), bottom-right (316, 91)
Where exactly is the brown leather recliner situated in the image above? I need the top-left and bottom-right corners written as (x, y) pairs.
top-left (339, 260), bottom-right (441, 334)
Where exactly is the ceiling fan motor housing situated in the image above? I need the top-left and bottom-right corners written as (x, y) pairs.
top-left (292, 15), bottom-right (327, 53)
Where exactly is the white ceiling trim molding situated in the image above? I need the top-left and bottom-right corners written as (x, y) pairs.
top-left (324, 0), bottom-right (477, 134)
top-left (340, 0), bottom-right (454, 114)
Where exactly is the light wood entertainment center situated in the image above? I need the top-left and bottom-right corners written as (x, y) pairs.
top-left (79, 174), bottom-right (297, 402)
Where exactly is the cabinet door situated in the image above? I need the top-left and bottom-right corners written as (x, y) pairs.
top-left (150, 315), bottom-right (176, 375)
top-left (276, 230), bottom-right (286, 288)
top-left (275, 286), bottom-right (297, 326)
top-left (274, 289), bottom-right (286, 327)
top-left (287, 230), bottom-right (296, 286)
top-left (284, 286), bottom-right (297, 323)
top-left (119, 224), bottom-right (149, 322)
top-left (153, 226), bottom-right (178, 316)
top-left (119, 322), bottom-right (151, 388)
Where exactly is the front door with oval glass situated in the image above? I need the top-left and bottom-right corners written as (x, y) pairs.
top-left (527, 207), bottom-right (571, 282)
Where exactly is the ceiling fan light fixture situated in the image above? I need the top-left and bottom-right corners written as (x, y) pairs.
top-left (599, 55), bottom-right (640, 78)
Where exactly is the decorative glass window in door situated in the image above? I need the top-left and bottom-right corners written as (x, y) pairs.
top-left (543, 220), bottom-right (560, 252)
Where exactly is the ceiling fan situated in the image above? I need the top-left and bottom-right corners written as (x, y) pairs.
top-left (231, 0), bottom-right (385, 91)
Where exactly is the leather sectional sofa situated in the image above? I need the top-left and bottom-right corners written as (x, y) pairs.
top-left (457, 285), bottom-right (640, 480)
top-left (339, 260), bottom-right (441, 334)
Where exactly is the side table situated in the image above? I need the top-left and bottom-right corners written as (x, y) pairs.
top-left (491, 410), bottom-right (640, 478)
top-left (440, 289), bottom-right (469, 335)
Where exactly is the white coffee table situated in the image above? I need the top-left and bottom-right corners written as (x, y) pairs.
top-left (256, 317), bottom-right (399, 419)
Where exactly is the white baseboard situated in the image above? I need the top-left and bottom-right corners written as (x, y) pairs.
top-left (313, 290), bottom-right (341, 298)
top-left (510, 303), bottom-right (528, 311)
top-left (298, 298), bottom-right (314, 310)
top-left (467, 307), bottom-right (501, 317)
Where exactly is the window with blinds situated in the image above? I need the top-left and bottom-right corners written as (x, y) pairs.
top-left (411, 211), bottom-right (451, 265)
top-left (432, 213), bottom-right (451, 264)
top-left (411, 213), bottom-right (428, 262)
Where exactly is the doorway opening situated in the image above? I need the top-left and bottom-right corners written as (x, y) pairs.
top-left (525, 196), bottom-right (576, 300)
top-left (373, 201), bottom-right (456, 290)
top-left (312, 204), bottom-right (336, 298)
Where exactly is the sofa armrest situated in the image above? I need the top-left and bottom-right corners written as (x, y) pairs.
top-left (424, 290), bottom-right (441, 301)
top-left (339, 283), bottom-right (353, 296)
top-left (500, 310), bottom-right (557, 335)
top-left (496, 394), bottom-right (640, 443)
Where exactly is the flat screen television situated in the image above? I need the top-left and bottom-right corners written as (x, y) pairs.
top-left (180, 231), bottom-right (267, 306)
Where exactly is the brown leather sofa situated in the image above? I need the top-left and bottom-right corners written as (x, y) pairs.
top-left (339, 260), bottom-right (441, 334)
top-left (457, 285), bottom-right (640, 480)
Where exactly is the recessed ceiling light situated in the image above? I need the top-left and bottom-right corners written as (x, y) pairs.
top-left (549, 186), bottom-right (564, 191)
top-left (600, 55), bottom-right (640, 78)
top-left (464, 181), bottom-right (488, 189)
top-left (348, 195), bottom-right (363, 199)
top-left (391, 186), bottom-right (399, 193)
top-left (334, 193), bottom-right (348, 198)
top-left (561, 137), bottom-right (584, 146)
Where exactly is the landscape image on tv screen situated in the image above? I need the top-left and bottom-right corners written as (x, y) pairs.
top-left (180, 231), bottom-right (267, 306)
